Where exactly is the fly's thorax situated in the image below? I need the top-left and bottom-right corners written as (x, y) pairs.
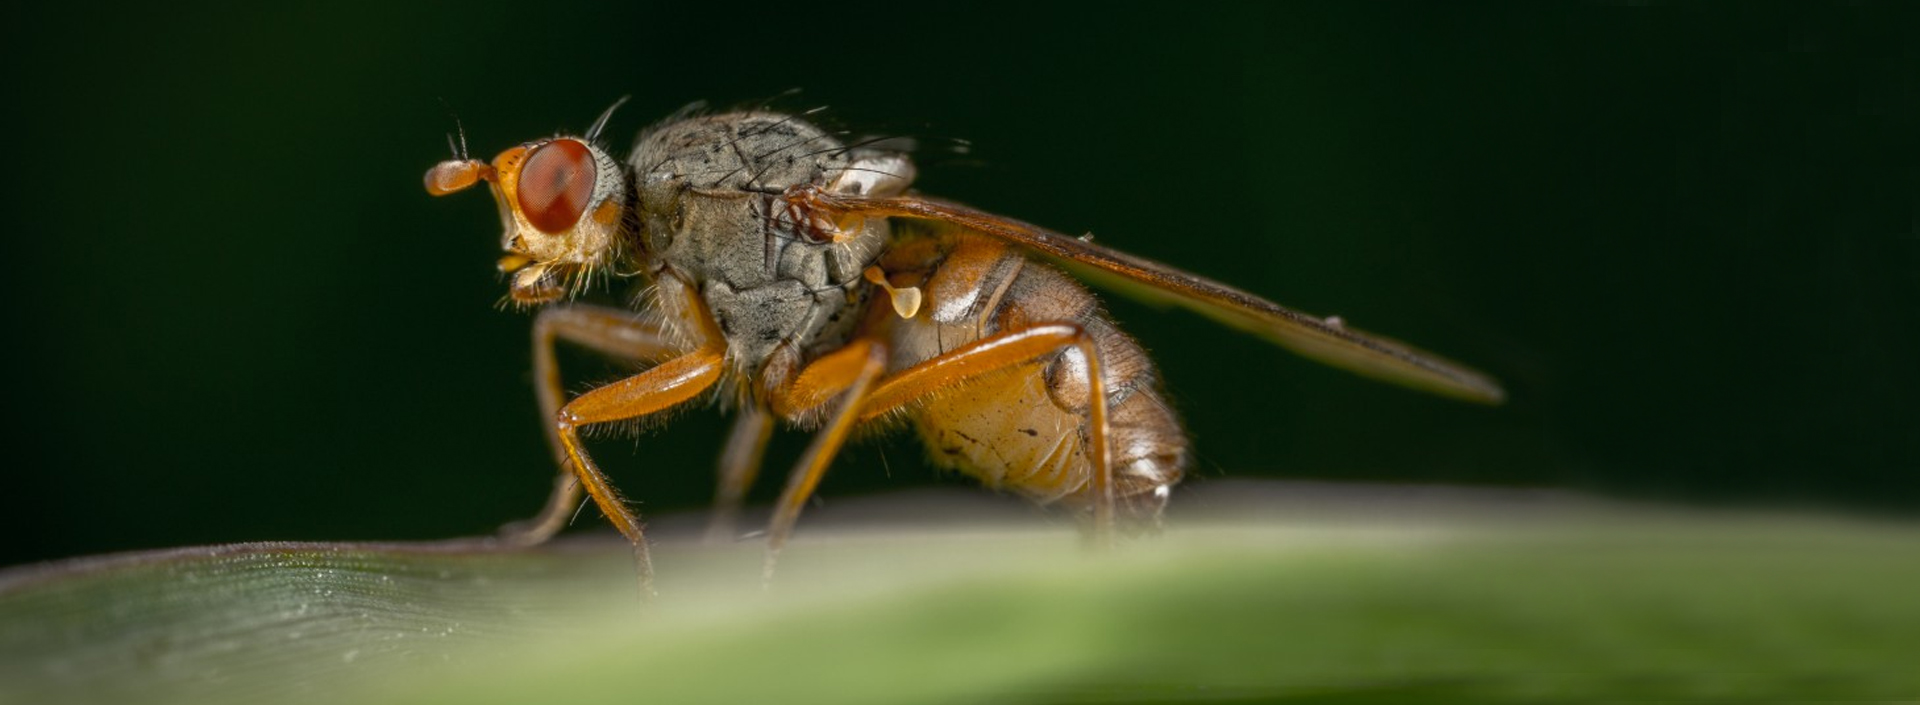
top-left (626, 111), bottom-right (917, 376)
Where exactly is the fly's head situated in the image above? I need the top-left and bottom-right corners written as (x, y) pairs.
top-left (426, 131), bottom-right (630, 306)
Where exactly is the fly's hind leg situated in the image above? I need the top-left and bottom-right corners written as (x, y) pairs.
top-left (499, 304), bottom-right (685, 546)
top-left (752, 322), bottom-right (1116, 583)
top-left (857, 322), bottom-right (1118, 548)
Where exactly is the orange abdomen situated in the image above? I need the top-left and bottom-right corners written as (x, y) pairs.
top-left (881, 227), bottom-right (1187, 513)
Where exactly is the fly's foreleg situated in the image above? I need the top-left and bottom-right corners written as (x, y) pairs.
top-left (500, 304), bottom-right (683, 546)
top-left (554, 347), bottom-right (726, 594)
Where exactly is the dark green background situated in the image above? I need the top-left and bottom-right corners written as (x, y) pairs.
top-left (5, 4), bottom-right (1913, 567)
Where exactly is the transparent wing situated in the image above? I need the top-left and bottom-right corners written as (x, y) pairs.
top-left (803, 189), bottom-right (1505, 404)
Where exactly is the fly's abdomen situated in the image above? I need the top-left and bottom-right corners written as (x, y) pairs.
top-left (889, 231), bottom-right (1188, 514)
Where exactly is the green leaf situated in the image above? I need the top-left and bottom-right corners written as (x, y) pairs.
top-left (4, 484), bottom-right (1918, 704)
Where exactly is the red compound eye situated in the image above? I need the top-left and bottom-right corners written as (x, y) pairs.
top-left (516, 139), bottom-right (596, 234)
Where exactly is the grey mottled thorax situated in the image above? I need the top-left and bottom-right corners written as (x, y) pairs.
top-left (628, 112), bottom-right (895, 383)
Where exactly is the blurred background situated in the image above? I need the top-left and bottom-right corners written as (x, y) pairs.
top-left (4, 3), bottom-right (1913, 566)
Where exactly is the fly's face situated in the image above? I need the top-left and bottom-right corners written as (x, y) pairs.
top-left (426, 136), bottom-right (629, 304)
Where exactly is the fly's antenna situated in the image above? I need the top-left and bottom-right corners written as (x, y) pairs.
top-left (454, 117), bottom-right (471, 160)
top-left (444, 119), bottom-right (473, 161)
top-left (586, 95), bottom-right (631, 144)
top-left (435, 97), bottom-right (474, 161)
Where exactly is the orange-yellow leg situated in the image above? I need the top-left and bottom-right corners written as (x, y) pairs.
top-left (761, 339), bottom-right (890, 581)
top-left (499, 305), bottom-right (684, 547)
top-left (555, 347), bottom-right (726, 594)
top-left (859, 323), bottom-right (1116, 547)
top-left (704, 404), bottom-right (774, 543)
